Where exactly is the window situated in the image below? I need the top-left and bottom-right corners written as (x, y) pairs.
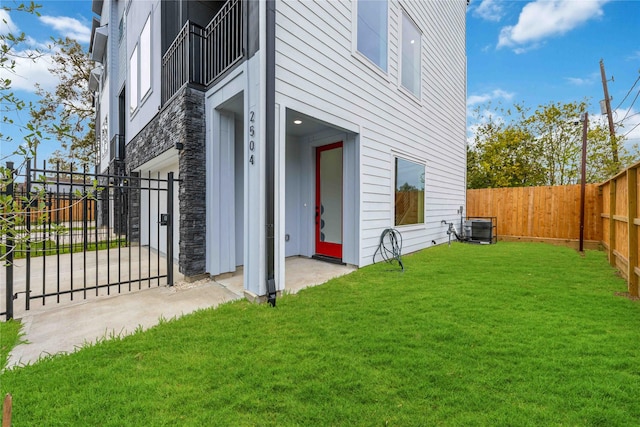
top-left (129, 45), bottom-right (138, 114)
top-left (129, 14), bottom-right (151, 115)
top-left (401, 11), bottom-right (421, 97)
top-left (140, 15), bottom-right (151, 98)
top-left (394, 157), bottom-right (425, 226)
top-left (357, 0), bottom-right (388, 71)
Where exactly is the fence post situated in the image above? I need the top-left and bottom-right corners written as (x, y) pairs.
top-left (83, 164), bottom-right (89, 250)
top-left (4, 162), bottom-right (15, 320)
top-left (167, 172), bottom-right (174, 286)
top-left (628, 168), bottom-right (638, 296)
top-left (609, 180), bottom-right (616, 268)
top-left (25, 159), bottom-right (32, 311)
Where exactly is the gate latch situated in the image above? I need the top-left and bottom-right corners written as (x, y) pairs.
top-left (160, 214), bottom-right (169, 226)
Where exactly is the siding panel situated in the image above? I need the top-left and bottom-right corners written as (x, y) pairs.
top-left (276, 0), bottom-right (467, 265)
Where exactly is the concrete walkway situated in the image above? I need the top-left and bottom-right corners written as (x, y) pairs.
top-left (5, 257), bottom-right (354, 368)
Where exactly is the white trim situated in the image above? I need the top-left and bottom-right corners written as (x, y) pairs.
top-left (390, 148), bottom-right (426, 166)
top-left (205, 65), bottom-right (247, 277)
top-left (390, 151), bottom-right (427, 229)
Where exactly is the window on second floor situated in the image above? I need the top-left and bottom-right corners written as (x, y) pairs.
top-left (401, 11), bottom-right (421, 98)
top-left (140, 15), bottom-right (151, 99)
top-left (129, 14), bottom-right (152, 115)
top-left (357, 0), bottom-right (388, 72)
top-left (129, 44), bottom-right (138, 114)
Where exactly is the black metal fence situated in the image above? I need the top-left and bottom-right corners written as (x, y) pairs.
top-left (1, 160), bottom-right (177, 320)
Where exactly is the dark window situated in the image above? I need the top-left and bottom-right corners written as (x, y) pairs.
top-left (395, 157), bottom-right (425, 226)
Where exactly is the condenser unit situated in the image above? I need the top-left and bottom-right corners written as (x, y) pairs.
top-left (464, 219), bottom-right (494, 244)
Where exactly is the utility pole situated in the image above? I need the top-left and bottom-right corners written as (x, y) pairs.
top-left (579, 112), bottom-right (588, 253)
top-left (600, 59), bottom-right (618, 166)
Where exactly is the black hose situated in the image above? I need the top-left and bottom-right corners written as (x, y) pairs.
top-left (372, 228), bottom-right (404, 271)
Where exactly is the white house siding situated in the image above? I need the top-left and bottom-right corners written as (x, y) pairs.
top-left (275, 0), bottom-right (467, 266)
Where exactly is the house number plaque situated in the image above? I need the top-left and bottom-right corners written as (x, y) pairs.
top-left (248, 110), bottom-right (255, 166)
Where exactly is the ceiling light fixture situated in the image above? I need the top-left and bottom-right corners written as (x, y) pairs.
top-left (293, 119), bottom-right (302, 125)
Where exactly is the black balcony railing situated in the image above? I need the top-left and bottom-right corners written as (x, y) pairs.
top-left (204, 0), bottom-right (244, 85)
top-left (161, 0), bottom-right (244, 104)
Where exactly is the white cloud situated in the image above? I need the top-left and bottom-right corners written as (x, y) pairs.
top-left (498, 0), bottom-right (611, 51)
top-left (39, 15), bottom-right (91, 44)
top-left (627, 50), bottom-right (640, 61)
top-left (0, 9), bottom-right (19, 34)
top-left (466, 89), bottom-right (513, 146)
top-left (473, 0), bottom-right (504, 22)
top-left (0, 13), bottom-right (88, 95)
top-left (1, 49), bottom-right (59, 93)
top-left (565, 74), bottom-right (597, 86)
top-left (467, 89), bottom-right (514, 108)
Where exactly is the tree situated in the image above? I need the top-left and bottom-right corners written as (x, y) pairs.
top-left (30, 37), bottom-right (96, 168)
top-left (1, 1), bottom-right (46, 263)
top-left (1, 1), bottom-right (43, 164)
top-left (468, 104), bottom-right (545, 188)
top-left (525, 101), bottom-right (585, 185)
top-left (467, 100), bottom-right (638, 189)
top-left (1, 3), bottom-right (97, 264)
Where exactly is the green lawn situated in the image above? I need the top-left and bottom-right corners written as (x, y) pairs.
top-left (1, 243), bottom-right (639, 426)
top-left (1, 238), bottom-right (127, 259)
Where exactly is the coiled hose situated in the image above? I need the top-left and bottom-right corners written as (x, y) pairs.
top-left (372, 228), bottom-right (404, 271)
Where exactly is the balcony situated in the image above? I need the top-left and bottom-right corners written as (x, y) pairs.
top-left (110, 134), bottom-right (125, 161)
top-left (161, 0), bottom-right (244, 104)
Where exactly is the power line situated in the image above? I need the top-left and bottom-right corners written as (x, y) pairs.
top-left (622, 111), bottom-right (640, 121)
top-left (614, 74), bottom-right (640, 111)
top-left (619, 89), bottom-right (640, 123)
top-left (623, 121), bottom-right (640, 139)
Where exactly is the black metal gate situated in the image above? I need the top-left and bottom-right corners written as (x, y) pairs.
top-left (1, 160), bottom-right (177, 320)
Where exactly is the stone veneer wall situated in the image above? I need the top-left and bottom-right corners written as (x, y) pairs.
top-left (126, 85), bottom-right (206, 277)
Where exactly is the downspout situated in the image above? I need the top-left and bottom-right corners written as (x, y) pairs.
top-left (265, 0), bottom-right (277, 306)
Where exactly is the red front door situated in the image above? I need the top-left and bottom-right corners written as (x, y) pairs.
top-left (315, 142), bottom-right (343, 259)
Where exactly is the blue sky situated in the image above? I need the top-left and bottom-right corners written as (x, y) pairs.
top-left (467, 0), bottom-right (640, 148)
top-left (1, 0), bottom-right (91, 165)
top-left (2, 0), bottom-right (640, 167)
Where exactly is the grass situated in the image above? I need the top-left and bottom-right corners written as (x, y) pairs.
top-left (1, 242), bottom-right (639, 425)
top-left (1, 238), bottom-right (127, 259)
top-left (0, 320), bottom-right (22, 370)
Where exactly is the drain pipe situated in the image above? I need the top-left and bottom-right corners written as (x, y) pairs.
top-left (265, 0), bottom-right (277, 306)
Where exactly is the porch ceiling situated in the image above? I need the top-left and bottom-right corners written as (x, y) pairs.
top-left (286, 111), bottom-right (334, 137)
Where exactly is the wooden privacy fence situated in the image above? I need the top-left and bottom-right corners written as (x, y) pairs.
top-left (467, 185), bottom-right (602, 249)
top-left (9, 190), bottom-right (97, 224)
top-left (600, 161), bottom-right (640, 297)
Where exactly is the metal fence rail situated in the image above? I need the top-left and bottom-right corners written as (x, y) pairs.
top-left (2, 161), bottom-right (177, 320)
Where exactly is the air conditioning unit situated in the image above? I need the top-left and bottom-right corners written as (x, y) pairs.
top-left (464, 219), bottom-right (494, 244)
